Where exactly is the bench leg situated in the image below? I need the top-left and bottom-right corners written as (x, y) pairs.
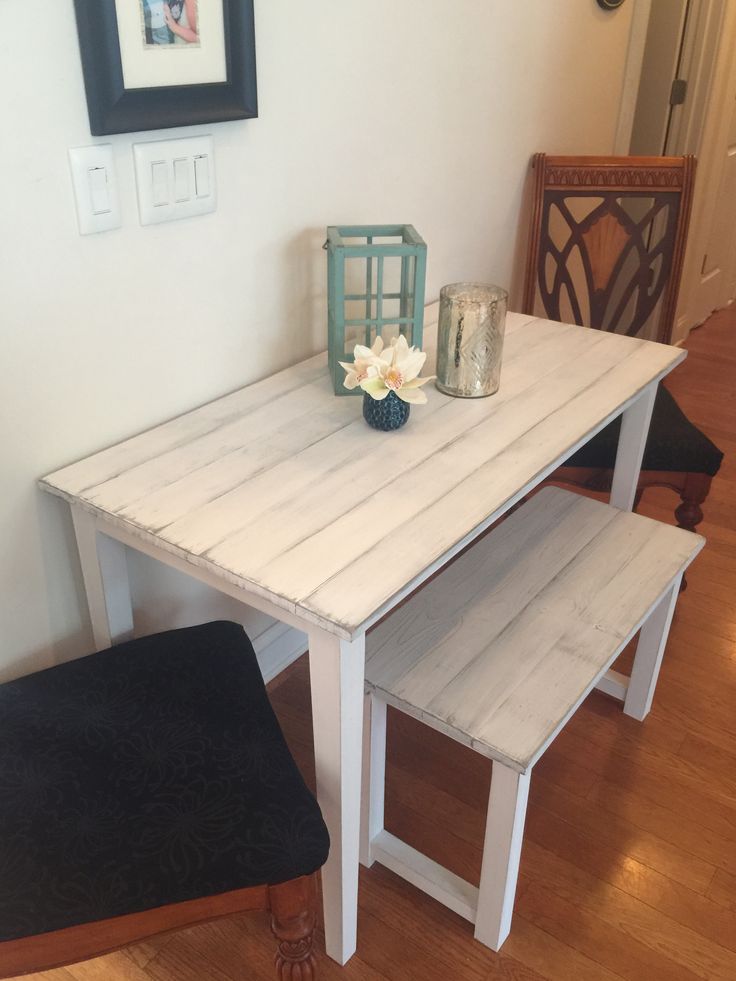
top-left (474, 763), bottom-right (531, 951)
top-left (360, 694), bottom-right (387, 869)
top-left (624, 576), bottom-right (682, 721)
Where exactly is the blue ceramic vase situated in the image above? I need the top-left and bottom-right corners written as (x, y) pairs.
top-left (362, 391), bottom-right (410, 431)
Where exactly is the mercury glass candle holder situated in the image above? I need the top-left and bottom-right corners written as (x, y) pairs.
top-left (435, 283), bottom-right (508, 398)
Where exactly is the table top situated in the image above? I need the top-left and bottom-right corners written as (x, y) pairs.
top-left (40, 312), bottom-right (684, 640)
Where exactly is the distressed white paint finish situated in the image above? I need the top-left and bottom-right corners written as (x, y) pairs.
top-left (624, 575), bottom-right (683, 721)
top-left (609, 379), bottom-right (657, 510)
top-left (475, 765), bottom-right (531, 951)
top-left (365, 488), bottom-right (703, 774)
top-left (596, 668), bottom-right (630, 702)
top-left (370, 830), bottom-right (479, 923)
top-left (308, 629), bottom-right (366, 965)
top-left (40, 315), bottom-right (684, 642)
top-left (363, 487), bottom-right (702, 953)
top-left (360, 694), bottom-right (386, 870)
top-left (40, 315), bottom-right (685, 967)
top-left (71, 507), bottom-right (134, 650)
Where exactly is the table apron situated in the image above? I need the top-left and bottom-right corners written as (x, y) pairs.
top-left (70, 506), bottom-right (313, 646)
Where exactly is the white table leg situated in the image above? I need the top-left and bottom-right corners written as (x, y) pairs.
top-left (475, 763), bottom-right (531, 952)
top-left (610, 380), bottom-right (658, 511)
top-left (360, 693), bottom-right (386, 869)
top-left (625, 575), bottom-right (682, 721)
top-left (71, 507), bottom-right (134, 649)
top-left (308, 629), bottom-right (366, 965)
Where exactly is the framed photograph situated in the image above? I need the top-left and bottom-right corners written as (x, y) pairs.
top-left (73, 0), bottom-right (257, 135)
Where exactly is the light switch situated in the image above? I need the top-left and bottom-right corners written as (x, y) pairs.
top-left (68, 144), bottom-right (121, 235)
top-left (194, 154), bottom-right (210, 197)
top-left (133, 135), bottom-right (216, 225)
top-left (173, 158), bottom-right (190, 202)
top-left (88, 167), bottom-right (110, 215)
top-left (151, 161), bottom-right (169, 207)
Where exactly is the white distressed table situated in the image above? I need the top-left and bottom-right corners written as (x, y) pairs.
top-left (39, 310), bottom-right (684, 964)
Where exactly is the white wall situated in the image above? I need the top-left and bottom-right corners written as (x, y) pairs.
top-left (0, 0), bottom-right (635, 680)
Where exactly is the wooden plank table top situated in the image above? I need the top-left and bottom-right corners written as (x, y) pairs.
top-left (40, 313), bottom-right (684, 641)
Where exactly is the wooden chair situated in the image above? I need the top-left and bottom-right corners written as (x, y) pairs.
top-left (521, 154), bottom-right (723, 537)
top-left (0, 621), bottom-right (328, 980)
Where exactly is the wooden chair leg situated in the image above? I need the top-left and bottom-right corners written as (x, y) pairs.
top-left (674, 472), bottom-right (711, 533)
top-left (673, 472), bottom-right (711, 591)
top-left (269, 875), bottom-right (318, 981)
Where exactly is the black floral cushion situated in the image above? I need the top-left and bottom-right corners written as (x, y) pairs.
top-left (567, 384), bottom-right (724, 476)
top-left (0, 621), bottom-right (329, 942)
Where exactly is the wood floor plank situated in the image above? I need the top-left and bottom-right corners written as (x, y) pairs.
top-left (585, 776), bottom-right (736, 872)
top-left (500, 916), bottom-right (625, 981)
top-left (706, 869), bottom-right (736, 912)
top-left (526, 782), bottom-right (717, 894)
top-left (516, 877), bottom-right (701, 981)
top-left (522, 842), bottom-right (736, 981)
top-left (359, 864), bottom-right (553, 981)
top-left (546, 726), bottom-right (736, 837)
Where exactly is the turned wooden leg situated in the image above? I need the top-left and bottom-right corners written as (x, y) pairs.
top-left (674, 472), bottom-right (711, 533)
top-left (674, 472), bottom-right (711, 592)
top-left (269, 875), bottom-right (318, 980)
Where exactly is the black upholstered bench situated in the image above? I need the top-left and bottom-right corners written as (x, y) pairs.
top-left (0, 621), bottom-right (328, 980)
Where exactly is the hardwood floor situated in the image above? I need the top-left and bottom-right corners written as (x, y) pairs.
top-left (11, 307), bottom-right (736, 981)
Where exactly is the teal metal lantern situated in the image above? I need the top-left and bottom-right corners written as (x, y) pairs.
top-left (326, 224), bottom-right (427, 395)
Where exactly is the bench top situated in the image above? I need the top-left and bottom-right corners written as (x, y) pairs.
top-left (365, 488), bottom-right (703, 773)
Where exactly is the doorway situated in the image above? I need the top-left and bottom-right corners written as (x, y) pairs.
top-left (628, 0), bottom-right (736, 337)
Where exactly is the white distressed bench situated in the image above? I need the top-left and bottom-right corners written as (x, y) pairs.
top-left (360, 487), bottom-right (703, 951)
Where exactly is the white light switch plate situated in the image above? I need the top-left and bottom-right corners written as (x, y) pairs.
top-left (133, 135), bottom-right (216, 226)
top-left (68, 144), bottom-right (122, 235)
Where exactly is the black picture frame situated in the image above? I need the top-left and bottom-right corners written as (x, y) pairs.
top-left (73, 0), bottom-right (257, 136)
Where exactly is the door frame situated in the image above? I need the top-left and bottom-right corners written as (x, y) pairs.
top-left (675, 0), bottom-right (736, 338)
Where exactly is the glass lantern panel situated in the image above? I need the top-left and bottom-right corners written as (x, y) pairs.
top-left (343, 324), bottom-right (369, 356)
top-left (400, 255), bottom-right (417, 326)
top-left (378, 323), bottom-right (401, 346)
top-left (344, 258), bottom-right (374, 332)
top-left (372, 234), bottom-right (404, 245)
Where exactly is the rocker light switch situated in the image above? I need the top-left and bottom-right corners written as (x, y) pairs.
top-left (133, 135), bottom-right (216, 225)
top-left (194, 154), bottom-right (210, 197)
top-left (173, 158), bottom-right (190, 202)
top-left (88, 167), bottom-right (110, 215)
top-left (68, 145), bottom-right (122, 235)
top-left (151, 161), bottom-right (169, 207)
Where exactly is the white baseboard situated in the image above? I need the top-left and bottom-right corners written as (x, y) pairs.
top-left (253, 621), bottom-right (307, 683)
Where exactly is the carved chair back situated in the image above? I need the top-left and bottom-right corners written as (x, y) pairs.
top-left (522, 155), bottom-right (696, 344)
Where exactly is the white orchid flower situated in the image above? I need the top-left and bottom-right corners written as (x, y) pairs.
top-left (339, 336), bottom-right (384, 390)
top-left (359, 334), bottom-right (434, 404)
